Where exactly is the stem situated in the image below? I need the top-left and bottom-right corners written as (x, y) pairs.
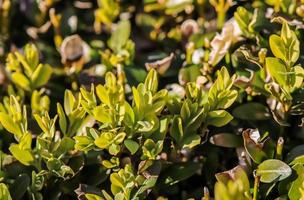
top-left (300, 187), bottom-right (304, 200)
top-left (253, 174), bottom-right (260, 200)
top-left (217, 10), bottom-right (226, 29)
top-left (117, 63), bottom-right (125, 86)
top-left (276, 137), bottom-right (284, 160)
top-left (186, 42), bottom-right (194, 64)
top-left (203, 187), bottom-right (210, 200)
top-left (274, 0), bottom-right (280, 12)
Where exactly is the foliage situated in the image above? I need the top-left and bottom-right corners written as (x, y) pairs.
top-left (0, 0), bottom-right (303, 200)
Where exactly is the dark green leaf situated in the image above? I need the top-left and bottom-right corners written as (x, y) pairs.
top-left (210, 133), bottom-right (243, 148)
top-left (232, 102), bottom-right (271, 120)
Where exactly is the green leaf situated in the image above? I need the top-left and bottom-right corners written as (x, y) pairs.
top-left (142, 139), bottom-right (163, 159)
top-left (123, 102), bottom-right (135, 127)
top-left (165, 0), bottom-right (192, 15)
top-left (0, 183), bottom-right (12, 200)
top-left (178, 65), bottom-right (201, 84)
top-left (0, 113), bottom-right (22, 137)
top-left (108, 144), bottom-right (121, 155)
top-left (170, 116), bottom-right (183, 143)
top-left (158, 162), bottom-right (201, 186)
top-left (94, 132), bottom-right (112, 149)
top-left (137, 117), bottom-right (158, 133)
top-left (152, 117), bottom-right (169, 141)
top-left (64, 90), bottom-right (75, 115)
top-left (288, 164), bottom-right (304, 200)
top-left (96, 85), bottom-right (110, 106)
top-left (234, 6), bottom-right (253, 37)
top-left (33, 114), bottom-right (48, 134)
top-left (217, 90), bottom-right (238, 109)
top-left (31, 64), bottom-right (52, 88)
top-left (108, 20), bottom-right (131, 52)
top-left (24, 43), bottom-right (39, 70)
top-left (210, 133), bottom-right (243, 148)
top-left (289, 155), bottom-right (304, 165)
top-left (67, 108), bottom-right (86, 136)
top-left (134, 176), bottom-right (158, 198)
top-left (256, 159), bottom-right (292, 183)
top-left (57, 103), bottom-right (67, 134)
top-left (11, 72), bottom-right (31, 91)
top-left (243, 129), bottom-right (267, 164)
top-left (286, 145), bottom-right (304, 163)
top-left (9, 144), bottom-right (34, 166)
top-left (185, 108), bottom-right (205, 133)
top-left (232, 102), bottom-right (271, 120)
top-left (207, 110), bottom-right (233, 127)
top-left (114, 132), bottom-right (126, 144)
top-left (18, 133), bottom-right (32, 150)
top-left (74, 135), bottom-right (94, 151)
top-left (14, 52), bottom-right (33, 76)
top-left (293, 65), bottom-right (304, 89)
top-left (144, 69), bottom-right (158, 94)
top-left (54, 137), bottom-right (75, 156)
top-left (46, 158), bottom-right (61, 171)
top-left (281, 21), bottom-right (299, 66)
top-left (181, 134), bottom-right (201, 149)
top-left (180, 100), bottom-right (191, 121)
top-left (95, 0), bottom-right (119, 26)
top-left (93, 106), bottom-right (112, 124)
top-left (102, 160), bottom-right (117, 169)
top-left (215, 165), bottom-right (250, 192)
top-left (85, 194), bottom-right (103, 200)
top-left (9, 173), bottom-right (30, 200)
top-left (132, 86), bottom-right (141, 110)
top-left (266, 57), bottom-right (287, 86)
top-left (102, 190), bottom-right (114, 200)
top-left (31, 171), bottom-right (44, 191)
top-left (114, 193), bottom-right (124, 200)
top-left (110, 173), bottom-right (124, 188)
top-left (124, 139), bottom-right (139, 155)
top-left (269, 35), bottom-right (285, 61)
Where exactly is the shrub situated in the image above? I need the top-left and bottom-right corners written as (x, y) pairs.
top-left (0, 0), bottom-right (303, 200)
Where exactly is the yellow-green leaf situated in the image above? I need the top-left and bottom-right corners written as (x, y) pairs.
top-left (31, 64), bottom-right (52, 88)
top-left (256, 159), bottom-right (291, 183)
top-left (207, 110), bottom-right (233, 127)
top-left (11, 72), bottom-right (31, 91)
top-left (9, 144), bottom-right (34, 166)
top-left (266, 57), bottom-right (287, 86)
top-left (0, 113), bottom-right (22, 137)
top-left (0, 183), bottom-right (12, 200)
